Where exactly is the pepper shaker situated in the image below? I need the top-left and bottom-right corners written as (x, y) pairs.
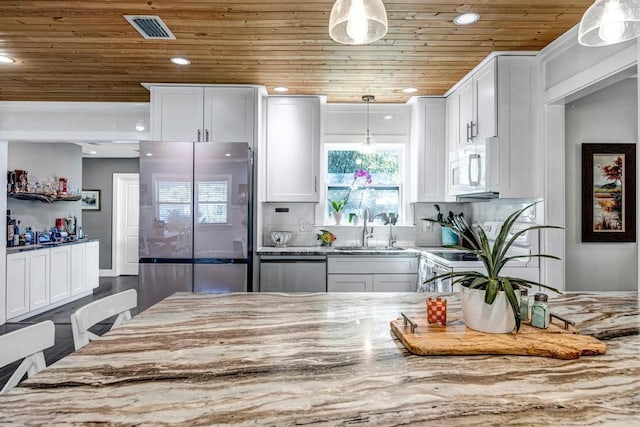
top-left (531, 293), bottom-right (550, 329)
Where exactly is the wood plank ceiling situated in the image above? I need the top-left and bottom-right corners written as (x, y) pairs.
top-left (0, 1), bottom-right (593, 103)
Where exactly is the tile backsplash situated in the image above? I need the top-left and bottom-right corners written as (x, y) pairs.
top-left (262, 203), bottom-right (316, 246)
top-left (261, 199), bottom-right (540, 248)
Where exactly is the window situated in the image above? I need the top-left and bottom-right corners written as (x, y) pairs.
top-left (155, 176), bottom-right (230, 225)
top-left (197, 179), bottom-right (229, 224)
top-left (156, 180), bottom-right (191, 223)
top-left (325, 145), bottom-right (403, 223)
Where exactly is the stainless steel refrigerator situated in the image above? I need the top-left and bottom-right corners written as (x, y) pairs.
top-left (138, 141), bottom-right (253, 310)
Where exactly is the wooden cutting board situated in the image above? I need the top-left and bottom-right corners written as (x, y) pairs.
top-left (390, 316), bottom-right (607, 360)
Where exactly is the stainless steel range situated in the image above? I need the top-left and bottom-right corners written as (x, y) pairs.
top-left (418, 221), bottom-right (540, 292)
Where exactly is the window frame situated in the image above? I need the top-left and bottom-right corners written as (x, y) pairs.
top-left (322, 142), bottom-right (409, 225)
top-left (152, 173), bottom-right (233, 227)
top-left (196, 174), bottom-right (232, 226)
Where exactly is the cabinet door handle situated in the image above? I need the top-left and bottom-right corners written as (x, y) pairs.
top-left (205, 129), bottom-right (210, 142)
top-left (466, 122), bottom-right (472, 142)
top-left (314, 176), bottom-right (318, 194)
top-left (197, 129), bottom-right (201, 142)
top-left (469, 153), bottom-right (481, 186)
top-left (471, 121), bottom-right (477, 138)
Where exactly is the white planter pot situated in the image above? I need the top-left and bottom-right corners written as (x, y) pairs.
top-left (333, 211), bottom-right (342, 225)
top-left (460, 285), bottom-right (520, 334)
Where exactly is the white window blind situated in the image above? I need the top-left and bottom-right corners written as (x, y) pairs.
top-left (198, 180), bottom-right (229, 224)
top-left (157, 181), bottom-right (191, 222)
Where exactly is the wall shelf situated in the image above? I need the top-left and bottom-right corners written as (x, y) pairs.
top-left (8, 192), bottom-right (81, 203)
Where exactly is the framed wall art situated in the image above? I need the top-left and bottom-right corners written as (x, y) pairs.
top-left (81, 189), bottom-right (101, 211)
top-left (581, 143), bottom-right (636, 242)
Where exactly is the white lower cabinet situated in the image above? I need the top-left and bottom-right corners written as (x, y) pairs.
top-left (6, 252), bottom-right (29, 318)
top-left (327, 274), bottom-right (373, 292)
top-left (327, 256), bottom-right (418, 292)
top-left (70, 244), bottom-right (86, 296)
top-left (5, 242), bottom-right (100, 320)
top-left (29, 249), bottom-right (50, 310)
top-left (50, 245), bottom-right (71, 303)
top-left (372, 274), bottom-right (417, 292)
top-left (85, 241), bottom-right (99, 290)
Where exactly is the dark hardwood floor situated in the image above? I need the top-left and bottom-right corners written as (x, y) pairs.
top-left (0, 275), bottom-right (139, 390)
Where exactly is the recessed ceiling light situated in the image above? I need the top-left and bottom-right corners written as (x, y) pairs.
top-left (88, 150), bottom-right (97, 155)
top-left (145, 152), bottom-right (153, 157)
top-left (402, 87), bottom-right (418, 93)
top-left (0, 55), bottom-right (15, 64)
top-left (273, 86), bottom-right (289, 92)
top-left (170, 57), bottom-right (190, 65)
top-left (384, 115), bottom-right (393, 120)
top-left (225, 153), bottom-right (231, 157)
top-left (453, 12), bottom-right (480, 26)
top-left (135, 123), bottom-right (145, 132)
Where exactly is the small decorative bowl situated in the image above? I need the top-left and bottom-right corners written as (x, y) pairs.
top-left (271, 231), bottom-right (292, 247)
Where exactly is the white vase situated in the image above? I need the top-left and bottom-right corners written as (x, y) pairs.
top-left (460, 285), bottom-right (520, 334)
top-left (333, 211), bottom-right (342, 225)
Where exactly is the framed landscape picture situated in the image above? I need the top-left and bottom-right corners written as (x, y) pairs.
top-left (581, 143), bottom-right (636, 242)
top-left (81, 189), bottom-right (101, 211)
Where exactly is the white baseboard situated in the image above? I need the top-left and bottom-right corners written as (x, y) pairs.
top-left (99, 269), bottom-right (118, 277)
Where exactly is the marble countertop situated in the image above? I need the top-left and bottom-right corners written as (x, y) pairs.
top-left (0, 292), bottom-right (638, 425)
top-left (5, 238), bottom-right (99, 254)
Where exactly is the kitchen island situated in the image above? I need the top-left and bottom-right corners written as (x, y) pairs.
top-left (0, 292), bottom-right (637, 425)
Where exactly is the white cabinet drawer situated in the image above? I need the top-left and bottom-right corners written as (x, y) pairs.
top-left (328, 256), bottom-right (418, 275)
top-left (327, 274), bottom-right (372, 292)
top-left (372, 274), bottom-right (417, 292)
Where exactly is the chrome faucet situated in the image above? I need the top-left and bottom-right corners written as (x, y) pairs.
top-left (361, 208), bottom-right (374, 247)
top-left (387, 221), bottom-right (396, 248)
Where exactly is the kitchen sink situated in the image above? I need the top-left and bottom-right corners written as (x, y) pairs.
top-left (333, 246), bottom-right (405, 251)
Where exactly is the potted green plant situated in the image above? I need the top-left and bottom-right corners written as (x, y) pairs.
top-left (423, 202), bottom-right (562, 333)
top-left (329, 199), bottom-right (346, 224)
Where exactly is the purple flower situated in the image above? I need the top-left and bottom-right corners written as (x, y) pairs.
top-left (353, 169), bottom-right (372, 184)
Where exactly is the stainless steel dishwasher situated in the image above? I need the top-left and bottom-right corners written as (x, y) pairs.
top-left (259, 255), bottom-right (327, 292)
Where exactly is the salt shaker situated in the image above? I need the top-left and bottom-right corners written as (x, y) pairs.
top-left (519, 288), bottom-right (530, 322)
top-left (531, 293), bottom-right (550, 329)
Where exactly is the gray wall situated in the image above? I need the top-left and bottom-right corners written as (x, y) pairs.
top-left (8, 142), bottom-right (82, 232)
top-left (565, 78), bottom-right (638, 291)
top-left (82, 157), bottom-right (139, 270)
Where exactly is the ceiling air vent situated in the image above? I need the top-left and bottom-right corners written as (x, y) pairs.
top-left (124, 15), bottom-right (176, 39)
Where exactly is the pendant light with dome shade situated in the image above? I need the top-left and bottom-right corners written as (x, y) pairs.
top-left (578, 0), bottom-right (640, 46)
top-left (359, 95), bottom-right (377, 154)
top-left (329, 0), bottom-right (388, 45)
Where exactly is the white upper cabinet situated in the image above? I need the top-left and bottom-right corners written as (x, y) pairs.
top-left (265, 96), bottom-right (321, 202)
top-left (203, 87), bottom-right (255, 143)
top-left (445, 93), bottom-right (459, 153)
top-left (150, 86), bottom-right (255, 144)
top-left (410, 97), bottom-right (447, 202)
top-left (455, 60), bottom-right (496, 147)
top-left (446, 54), bottom-right (537, 198)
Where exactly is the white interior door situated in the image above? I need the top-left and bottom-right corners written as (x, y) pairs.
top-left (113, 173), bottom-right (139, 276)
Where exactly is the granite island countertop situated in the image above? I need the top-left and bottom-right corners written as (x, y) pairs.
top-left (0, 292), bottom-right (637, 425)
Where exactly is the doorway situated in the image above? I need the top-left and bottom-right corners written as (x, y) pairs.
top-left (113, 173), bottom-right (139, 276)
